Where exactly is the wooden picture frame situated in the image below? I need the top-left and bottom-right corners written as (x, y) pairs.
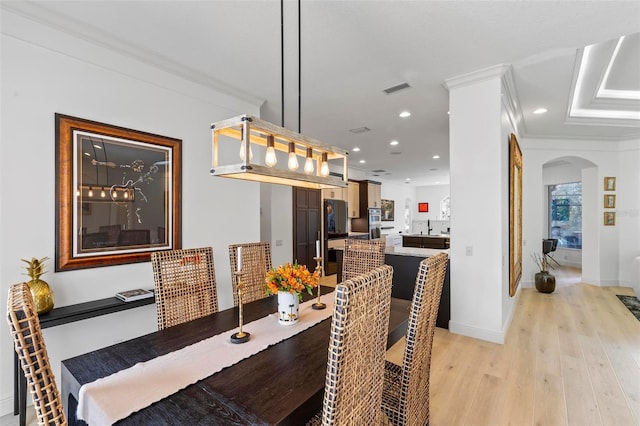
top-left (604, 194), bottom-right (616, 209)
top-left (604, 211), bottom-right (616, 226)
top-left (604, 176), bottom-right (616, 191)
top-left (418, 202), bottom-right (429, 213)
top-left (55, 114), bottom-right (182, 271)
top-left (509, 133), bottom-right (523, 297)
top-left (381, 199), bottom-right (394, 221)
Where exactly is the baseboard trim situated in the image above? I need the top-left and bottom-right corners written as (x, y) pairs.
top-left (449, 321), bottom-right (505, 344)
top-left (1, 395), bottom-right (18, 418)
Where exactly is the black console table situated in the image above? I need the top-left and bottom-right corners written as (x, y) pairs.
top-left (13, 296), bottom-right (155, 426)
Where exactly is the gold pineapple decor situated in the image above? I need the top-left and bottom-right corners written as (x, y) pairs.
top-left (22, 256), bottom-right (54, 314)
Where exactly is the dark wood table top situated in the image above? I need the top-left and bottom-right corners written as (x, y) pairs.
top-left (61, 287), bottom-right (410, 425)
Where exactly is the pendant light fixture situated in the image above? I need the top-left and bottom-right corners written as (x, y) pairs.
top-left (209, 1), bottom-right (347, 189)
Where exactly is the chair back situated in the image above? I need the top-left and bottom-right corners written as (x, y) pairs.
top-left (320, 264), bottom-right (393, 425)
top-left (151, 247), bottom-right (218, 330)
top-left (341, 239), bottom-right (386, 281)
top-left (228, 242), bottom-right (272, 306)
top-left (7, 283), bottom-right (67, 425)
top-left (117, 229), bottom-right (150, 246)
top-left (395, 253), bottom-right (448, 425)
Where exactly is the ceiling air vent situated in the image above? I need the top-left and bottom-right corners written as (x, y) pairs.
top-left (390, 151), bottom-right (402, 155)
top-left (349, 126), bottom-right (371, 134)
top-left (372, 169), bottom-right (386, 173)
top-left (383, 82), bottom-right (411, 95)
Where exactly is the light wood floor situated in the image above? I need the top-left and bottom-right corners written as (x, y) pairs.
top-left (386, 267), bottom-right (640, 426)
top-left (4, 269), bottom-right (638, 426)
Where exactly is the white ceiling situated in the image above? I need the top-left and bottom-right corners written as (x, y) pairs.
top-left (4, 1), bottom-right (640, 186)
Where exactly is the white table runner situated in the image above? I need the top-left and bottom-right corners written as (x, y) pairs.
top-left (77, 292), bottom-right (335, 425)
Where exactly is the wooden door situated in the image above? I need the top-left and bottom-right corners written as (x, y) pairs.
top-left (293, 187), bottom-right (321, 270)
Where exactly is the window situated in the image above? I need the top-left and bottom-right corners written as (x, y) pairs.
top-left (549, 182), bottom-right (582, 249)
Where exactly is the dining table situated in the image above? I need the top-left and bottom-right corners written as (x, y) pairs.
top-left (61, 286), bottom-right (411, 425)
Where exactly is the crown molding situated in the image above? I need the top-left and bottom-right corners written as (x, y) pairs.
top-left (0, 2), bottom-right (265, 107)
top-left (444, 64), bottom-right (510, 91)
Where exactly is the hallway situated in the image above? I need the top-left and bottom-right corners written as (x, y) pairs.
top-left (387, 266), bottom-right (640, 425)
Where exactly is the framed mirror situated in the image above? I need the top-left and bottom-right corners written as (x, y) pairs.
top-left (55, 114), bottom-right (182, 271)
top-left (509, 133), bottom-right (523, 296)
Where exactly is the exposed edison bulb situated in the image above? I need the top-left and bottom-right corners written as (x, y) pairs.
top-left (123, 190), bottom-right (129, 199)
top-left (100, 188), bottom-right (106, 198)
top-left (265, 135), bottom-right (277, 167)
top-left (238, 129), bottom-right (253, 162)
top-left (320, 153), bottom-right (330, 177)
top-left (76, 188), bottom-right (80, 197)
top-left (87, 187), bottom-right (94, 197)
top-left (239, 141), bottom-right (253, 162)
top-left (303, 147), bottom-right (314, 175)
top-left (287, 142), bottom-right (299, 171)
top-left (112, 190), bottom-right (118, 199)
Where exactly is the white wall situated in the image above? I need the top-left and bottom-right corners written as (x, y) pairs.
top-left (0, 10), bottom-right (263, 414)
top-left (446, 65), bottom-right (515, 344)
top-left (380, 181), bottom-right (416, 234)
top-left (617, 140), bottom-right (640, 287)
top-left (414, 184), bottom-right (450, 221)
top-left (520, 137), bottom-right (639, 287)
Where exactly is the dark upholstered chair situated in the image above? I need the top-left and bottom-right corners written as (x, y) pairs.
top-left (151, 247), bottom-right (218, 330)
top-left (117, 229), bottom-right (150, 246)
top-left (7, 283), bottom-right (67, 425)
top-left (381, 253), bottom-right (449, 425)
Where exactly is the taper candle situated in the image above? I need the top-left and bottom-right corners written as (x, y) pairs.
top-left (315, 240), bottom-right (320, 257)
top-left (237, 246), bottom-right (242, 272)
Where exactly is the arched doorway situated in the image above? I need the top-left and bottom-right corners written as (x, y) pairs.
top-left (542, 156), bottom-right (596, 281)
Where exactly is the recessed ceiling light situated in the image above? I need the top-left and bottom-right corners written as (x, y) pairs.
top-left (435, 181), bottom-right (440, 184)
top-left (359, 160), bottom-right (366, 164)
top-left (352, 147), bottom-right (360, 152)
top-left (533, 108), bottom-right (548, 114)
top-left (399, 111), bottom-right (411, 118)
top-left (432, 155), bottom-right (440, 159)
top-left (405, 178), bottom-right (411, 182)
top-left (390, 140), bottom-right (399, 146)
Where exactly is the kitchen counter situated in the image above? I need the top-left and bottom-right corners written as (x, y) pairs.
top-left (384, 247), bottom-right (450, 329)
top-left (385, 246), bottom-right (449, 257)
top-left (403, 233), bottom-right (450, 238)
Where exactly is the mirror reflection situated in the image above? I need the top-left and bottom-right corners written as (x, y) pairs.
top-left (75, 132), bottom-right (171, 255)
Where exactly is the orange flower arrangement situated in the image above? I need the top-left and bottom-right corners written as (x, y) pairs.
top-left (265, 262), bottom-right (320, 300)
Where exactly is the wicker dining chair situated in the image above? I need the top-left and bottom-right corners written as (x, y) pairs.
top-left (381, 253), bottom-right (449, 426)
top-left (228, 242), bottom-right (272, 306)
top-left (308, 265), bottom-right (394, 426)
top-left (7, 283), bottom-right (67, 426)
top-left (151, 247), bottom-right (219, 330)
top-left (341, 238), bottom-right (386, 281)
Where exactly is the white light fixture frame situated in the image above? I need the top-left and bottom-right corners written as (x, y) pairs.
top-left (211, 114), bottom-right (348, 189)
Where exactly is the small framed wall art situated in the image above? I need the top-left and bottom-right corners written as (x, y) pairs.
top-left (604, 211), bottom-right (616, 226)
top-left (418, 202), bottom-right (429, 213)
top-left (604, 176), bottom-right (616, 191)
top-left (604, 194), bottom-right (616, 208)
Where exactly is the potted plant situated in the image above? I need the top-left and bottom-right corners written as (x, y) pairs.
top-left (265, 262), bottom-right (319, 325)
top-left (531, 251), bottom-right (559, 293)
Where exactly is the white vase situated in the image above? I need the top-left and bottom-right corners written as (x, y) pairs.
top-left (277, 291), bottom-right (299, 325)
